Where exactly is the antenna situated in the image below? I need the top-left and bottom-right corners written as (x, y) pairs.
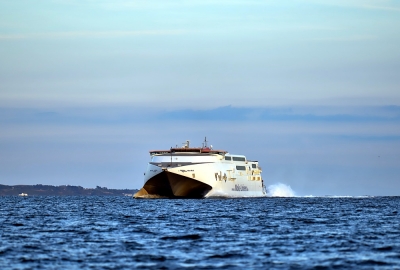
top-left (204, 137), bottom-right (208, 148)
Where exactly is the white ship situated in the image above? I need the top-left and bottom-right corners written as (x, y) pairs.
top-left (134, 139), bottom-right (266, 198)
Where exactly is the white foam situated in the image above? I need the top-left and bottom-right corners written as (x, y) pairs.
top-left (267, 183), bottom-right (296, 197)
top-left (205, 190), bottom-right (230, 198)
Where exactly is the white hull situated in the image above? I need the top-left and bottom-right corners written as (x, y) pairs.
top-left (135, 141), bottom-right (266, 198)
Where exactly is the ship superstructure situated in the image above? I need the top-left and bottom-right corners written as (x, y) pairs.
top-left (134, 139), bottom-right (266, 198)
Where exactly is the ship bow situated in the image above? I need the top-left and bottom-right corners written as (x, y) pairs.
top-left (134, 171), bottom-right (212, 199)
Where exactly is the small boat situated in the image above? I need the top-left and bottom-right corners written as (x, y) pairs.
top-left (18, 193), bottom-right (28, 196)
top-left (134, 138), bottom-right (266, 198)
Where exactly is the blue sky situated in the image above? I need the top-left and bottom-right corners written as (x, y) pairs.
top-left (1, 1), bottom-right (399, 195)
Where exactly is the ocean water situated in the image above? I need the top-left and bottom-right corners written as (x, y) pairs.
top-left (1, 196), bottom-right (400, 269)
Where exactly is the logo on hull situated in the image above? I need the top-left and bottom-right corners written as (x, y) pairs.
top-left (232, 184), bottom-right (249, 191)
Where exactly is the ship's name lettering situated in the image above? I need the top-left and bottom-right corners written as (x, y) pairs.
top-left (179, 169), bottom-right (194, 173)
top-left (232, 184), bottom-right (249, 191)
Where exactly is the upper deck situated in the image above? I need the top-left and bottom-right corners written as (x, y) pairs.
top-left (148, 140), bottom-right (257, 166)
top-left (150, 147), bottom-right (227, 156)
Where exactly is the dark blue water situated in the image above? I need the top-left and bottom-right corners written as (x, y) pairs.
top-left (1, 196), bottom-right (400, 269)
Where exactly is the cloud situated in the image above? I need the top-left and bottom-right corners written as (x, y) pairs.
top-left (0, 30), bottom-right (186, 40)
top-left (310, 35), bottom-right (378, 42)
top-left (85, 0), bottom-right (400, 12)
top-left (94, 0), bottom-right (276, 10)
top-left (306, 0), bottom-right (400, 12)
top-left (160, 105), bottom-right (400, 123)
top-left (362, 4), bottom-right (400, 12)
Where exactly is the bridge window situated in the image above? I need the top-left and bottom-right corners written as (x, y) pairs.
top-left (225, 156), bottom-right (231, 161)
top-left (232, 157), bottom-right (246, 162)
top-left (236, 165), bottom-right (246, 171)
top-left (252, 164), bottom-right (256, 168)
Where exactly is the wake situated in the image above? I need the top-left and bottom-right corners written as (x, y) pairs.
top-left (267, 183), bottom-right (296, 197)
top-left (266, 183), bottom-right (374, 198)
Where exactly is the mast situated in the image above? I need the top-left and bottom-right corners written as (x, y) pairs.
top-left (203, 137), bottom-right (208, 148)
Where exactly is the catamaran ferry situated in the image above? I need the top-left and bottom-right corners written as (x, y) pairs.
top-left (134, 139), bottom-right (266, 198)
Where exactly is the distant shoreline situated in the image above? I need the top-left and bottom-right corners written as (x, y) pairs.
top-left (0, 184), bottom-right (138, 196)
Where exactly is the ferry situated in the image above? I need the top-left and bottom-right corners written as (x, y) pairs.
top-left (134, 139), bottom-right (266, 198)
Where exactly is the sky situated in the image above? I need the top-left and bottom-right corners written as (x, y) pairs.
top-left (1, 0), bottom-right (399, 196)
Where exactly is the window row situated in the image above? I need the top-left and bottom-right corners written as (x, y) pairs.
top-left (236, 165), bottom-right (258, 170)
top-left (225, 156), bottom-right (246, 162)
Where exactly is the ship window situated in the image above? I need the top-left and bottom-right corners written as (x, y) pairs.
top-left (236, 165), bottom-right (246, 171)
top-left (225, 156), bottom-right (231, 161)
top-left (232, 157), bottom-right (246, 162)
top-left (252, 164), bottom-right (256, 168)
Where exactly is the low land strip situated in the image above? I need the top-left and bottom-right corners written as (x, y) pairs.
top-left (0, 184), bottom-right (137, 196)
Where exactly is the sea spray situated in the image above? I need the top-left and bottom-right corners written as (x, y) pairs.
top-left (267, 183), bottom-right (296, 197)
